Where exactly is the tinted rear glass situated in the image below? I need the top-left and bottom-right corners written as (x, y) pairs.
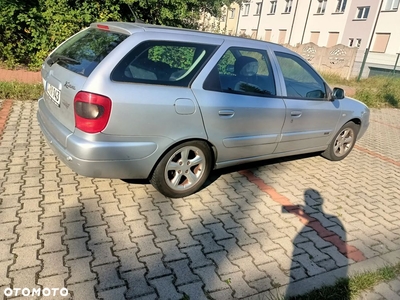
top-left (48, 28), bottom-right (128, 77)
top-left (111, 41), bottom-right (217, 87)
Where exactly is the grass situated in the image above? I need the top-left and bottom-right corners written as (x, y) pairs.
top-left (322, 72), bottom-right (400, 108)
top-left (263, 262), bottom-right (400, 300)
top-left (0, 81), bottom-right (43, 100)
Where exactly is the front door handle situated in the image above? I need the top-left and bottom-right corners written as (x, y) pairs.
top-left (291, 111), bottom-right (302, 118)
top-left (219, 109), bottom-right (235, 118)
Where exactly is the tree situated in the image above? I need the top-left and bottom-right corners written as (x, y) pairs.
top-left (0, 0), bottom-right (238, 68)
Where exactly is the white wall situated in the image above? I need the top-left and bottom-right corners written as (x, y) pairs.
top-left (236, 0), bottom-right (263, 36)
top-left (373, 10), bottom-right (400, 55)
top-left (257, 0), bottom-right (298, 44)
top-left (304, 0), bottom-right (349, 47)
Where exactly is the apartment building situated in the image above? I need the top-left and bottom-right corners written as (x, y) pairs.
top-left (207, 0), bottom-right (400, 78)
top-left (219, 3), bottom-right (241, 35)
top-left (365, 0), bottom-right (400, 76)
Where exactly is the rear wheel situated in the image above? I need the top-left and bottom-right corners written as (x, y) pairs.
top-left (322, 121), bottom-right (359, 161)
top-left (150, 141), bottom-right (213, 198)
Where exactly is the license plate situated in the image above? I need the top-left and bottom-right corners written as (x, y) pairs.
top-left (47, 83), bottom-right (61, 106)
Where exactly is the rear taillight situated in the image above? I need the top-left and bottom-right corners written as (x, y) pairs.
top-left (74, 91), bottom-right (112, 133)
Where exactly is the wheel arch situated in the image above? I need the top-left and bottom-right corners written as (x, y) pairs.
top-left (329, 118), bottom-right (361, 145)
top-left (147, 138), bottom-right (217, 180)
top-left (348, 118), bottom-right (362, 127)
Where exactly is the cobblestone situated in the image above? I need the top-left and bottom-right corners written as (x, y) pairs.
top-left (1, 101), bottom-right (400, 299)
top-left (149, 275), bottom-right (183, 299)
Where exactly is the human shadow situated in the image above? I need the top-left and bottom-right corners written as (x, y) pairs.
top-left (284, 189), bottom-right (351, 300)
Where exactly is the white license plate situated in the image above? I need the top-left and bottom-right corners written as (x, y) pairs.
top-left (47, 83), bottom-right (61, 106)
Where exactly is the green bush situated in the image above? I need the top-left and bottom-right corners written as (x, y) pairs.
top-left (322, 72), bottom-right (400, 108)
top-left (0, 0), bottom-right (235, 70)
top-left (0, 0), bottom-right (124, 69)
top-left (355, 76), bottom-right (400, 108)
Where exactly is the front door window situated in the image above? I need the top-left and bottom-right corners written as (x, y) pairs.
top-left (275, 52), bottom-right (327, 99)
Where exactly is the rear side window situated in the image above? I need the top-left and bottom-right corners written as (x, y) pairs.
top-left (48, 28), bottom-right (128, 77)
top-left (111, 41), bottom-right (217, 87)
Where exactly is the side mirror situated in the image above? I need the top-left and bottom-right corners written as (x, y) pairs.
top-left (332, 87), bottom-right (345, 100)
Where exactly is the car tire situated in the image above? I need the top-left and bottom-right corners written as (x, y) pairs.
top-left (150, 140), bottom-right (213, 198)
top-left (322, 121), bottom-right (359, 161)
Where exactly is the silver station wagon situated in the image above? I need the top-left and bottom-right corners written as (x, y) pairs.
top-left (37, 22), bottom-right (370, 198)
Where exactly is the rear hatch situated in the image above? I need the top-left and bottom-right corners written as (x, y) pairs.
top-left (41, 26), bottom-right (128, 141)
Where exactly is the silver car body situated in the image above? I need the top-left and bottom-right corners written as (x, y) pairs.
top-left (37, 22), bottom-right (370, 181)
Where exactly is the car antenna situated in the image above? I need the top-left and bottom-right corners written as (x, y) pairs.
top-left (127, 4), bottom-right (145, 23)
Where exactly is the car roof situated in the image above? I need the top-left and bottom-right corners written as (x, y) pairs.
top-left (91, 22), bottom-right (288, 51)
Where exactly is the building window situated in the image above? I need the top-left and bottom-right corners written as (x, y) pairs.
top-left (310, 31), bottom-right (320, 44)
top-left (348, 38), bottom-right (354, 47)
top-left (243, 3), bottom-right (250, 16)
top-left (285, 0), bottom-right (293, 13)
top-left (317, 0), bottom-right (327, 14)
top-left (336, 0), bottom-right (347, 13)
top-left (385, 0), bottom-right (400, 10)
top-left (270, 1), bottom-right (277, 14)
top-left (251, 30), bottom-right (257, 39)
top-left (265, 29), bottom-right (272, 41)
top-left (255, 2), bottom-right (262, 15)
top-left (356, 7), bottom-right (370, 19)
top-left (278, 29), bottom-right (287, 44)
top-left (372, 33), bottom-right (390, 53)
top-left (230, 8), bottom-right (236, 19)
top-left (356, 38), bottom-right (362, 48)
top-left (327, 32), bottom-right (339, 47)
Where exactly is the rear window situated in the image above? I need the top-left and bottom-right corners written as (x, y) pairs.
top-left (48, 28), bottom-right (128, 77)
top-left (111, 41), bottom-right (217, 87)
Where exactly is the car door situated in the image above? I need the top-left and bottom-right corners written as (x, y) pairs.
top-left (272, 51), bottom-right (342, 154)
top-left (191, 46), bottom-right (286, 164)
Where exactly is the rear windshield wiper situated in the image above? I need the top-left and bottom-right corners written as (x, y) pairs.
top-left (47, 55), bottom-right (80, 66)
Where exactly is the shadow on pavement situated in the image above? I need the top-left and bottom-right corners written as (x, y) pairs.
top-left (284, 189), bottom-right (350, 299)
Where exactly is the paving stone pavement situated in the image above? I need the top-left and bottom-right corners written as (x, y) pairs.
top-left (0, 100), bottom-right (399, 300)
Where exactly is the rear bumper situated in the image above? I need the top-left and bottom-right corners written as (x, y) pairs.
top-left (37, 98), bottom-right (163, 179)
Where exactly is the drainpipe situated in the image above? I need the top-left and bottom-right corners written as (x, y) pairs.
top-left (224, 6), bottom-right (229, 33)
top-left (301, 0), bottom-right (312, 44)
top-left (235, 4), bottom-right (242, 35)
top-left (357, 0), bottom-right (384, 81)
top-left (288, 0), bottom-right (299, 45)
top-left (255, 0), bottom-right (264, 39)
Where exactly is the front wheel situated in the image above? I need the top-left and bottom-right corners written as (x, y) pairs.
top-left (150, 141), bottom-right (213, 198)
top-left (322, 122), bottom-right (359, 161)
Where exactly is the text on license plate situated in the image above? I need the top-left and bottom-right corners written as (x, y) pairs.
top-left (47, 83), bottom-right (61, 106)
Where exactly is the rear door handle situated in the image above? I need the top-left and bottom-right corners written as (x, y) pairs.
top-left (219, 109), bottom-right (235, 118)
top-left (291, 111), bottom-right (302, 118)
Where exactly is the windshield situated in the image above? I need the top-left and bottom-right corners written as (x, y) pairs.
top-left (48, 28), bottom-right (128, 77)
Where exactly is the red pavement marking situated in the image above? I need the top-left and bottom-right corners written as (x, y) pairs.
top-left (370, 119), bottom-right (400, 130)
top-left (239, 170), bottom-right (366, 262)
top-left (0, 99), bottom-right (13, 139)
top-left (355, 145), bottom-right (400, 168)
